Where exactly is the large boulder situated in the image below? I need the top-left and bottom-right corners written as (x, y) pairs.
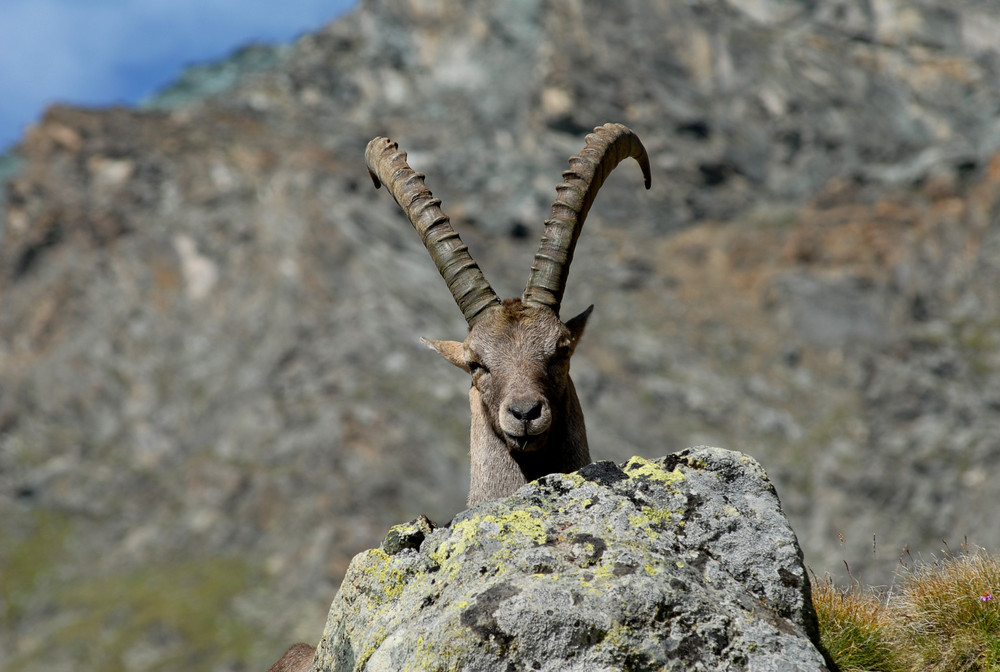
top-left (314, 447), bottom-right (833, 671)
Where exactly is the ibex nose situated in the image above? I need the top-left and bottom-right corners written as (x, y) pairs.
top-left (508, 400), bottom-right (544, 423)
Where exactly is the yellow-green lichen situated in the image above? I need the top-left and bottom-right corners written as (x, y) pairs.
top-left (361, 548), bottom-right (411, 603)
top-left (578, 562), bottom-right (619, 593)
top-left (355, 631), bottom-right (384, 670)
top-left (556, 471), bottom-right (588, 489)
top-left (623, 456), bottom-right (686, 487)
top-left (406, 624), bottom-right (469, 672)
top-left (558, 494), bottom-right (595, 516)
top-left (596, 621), bottom-right (640, 653)
top-left (629, 505), bottom-right (679, 541)
top-left (390, 520), bottom-right (422, 535)
top-left (532, 572), bottom-right (562, 581)
top-left (490, 508), bottom-right (549, 544)
top-left (430, 508), bottom-right (549, 579)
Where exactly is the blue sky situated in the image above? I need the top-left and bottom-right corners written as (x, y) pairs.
top-left (0, 0), bottom-right (358, 151)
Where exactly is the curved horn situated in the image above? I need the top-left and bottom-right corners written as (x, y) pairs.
top-left (366, 137), bottom-right (502, 326)
top-left (523, 123), bottom-right (651, 314)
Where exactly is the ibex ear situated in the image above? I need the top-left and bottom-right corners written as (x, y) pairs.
top-left (420, 337), bottom-right (469, 372)
top-left (564, 305), bottom-right (594, 353)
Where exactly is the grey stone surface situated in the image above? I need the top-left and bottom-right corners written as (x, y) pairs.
top-left (316, 448), bottom-right (831, 671)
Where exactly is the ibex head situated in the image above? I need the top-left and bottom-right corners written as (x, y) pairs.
top-left (365, 123), bottom-right (651, 503)
top-left (421, 297), bottom-right (593, 454)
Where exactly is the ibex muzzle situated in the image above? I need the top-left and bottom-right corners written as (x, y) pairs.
top-left (365, 123), bottom-right (651, 504)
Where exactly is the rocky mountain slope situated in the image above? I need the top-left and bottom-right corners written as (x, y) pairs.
top-left (2, 0), bottom-right (999, 669)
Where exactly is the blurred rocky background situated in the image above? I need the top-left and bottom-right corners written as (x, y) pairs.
top-left (2, 0), bottom-right (999, 669)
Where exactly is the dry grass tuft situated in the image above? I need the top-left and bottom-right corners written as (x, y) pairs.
top-left (814, 548), bottom-right (1000, 672)
top-left (892, 550), bottom-right (1000, 671)
top-left (812, 577), bottom-right (908, 672)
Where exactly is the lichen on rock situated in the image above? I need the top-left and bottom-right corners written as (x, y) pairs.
top-left (314, 447), bottom-right (833, 671)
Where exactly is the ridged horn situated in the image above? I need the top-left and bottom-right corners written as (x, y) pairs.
top-left (366, 136), bottom-right (502, 326)
top-left (523, 123), bottom-right (651, 314)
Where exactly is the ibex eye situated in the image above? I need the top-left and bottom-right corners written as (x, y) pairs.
top-left (468, 361), bottom-right (488, 375)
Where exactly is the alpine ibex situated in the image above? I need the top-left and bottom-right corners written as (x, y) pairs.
top-left (365, 123), bottom-right (651, 505)
top-left (263, 124), bottom-right (649, 672)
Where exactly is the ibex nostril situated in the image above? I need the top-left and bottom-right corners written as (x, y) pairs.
top-left (509, 401), bottom-right (544, 423)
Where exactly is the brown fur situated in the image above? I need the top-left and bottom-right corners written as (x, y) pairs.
top-left (423, 298), bottom-right (592, 504)
top-left (266, 643), bottom-right (315, 672)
